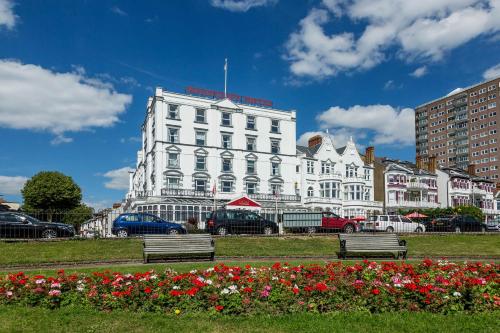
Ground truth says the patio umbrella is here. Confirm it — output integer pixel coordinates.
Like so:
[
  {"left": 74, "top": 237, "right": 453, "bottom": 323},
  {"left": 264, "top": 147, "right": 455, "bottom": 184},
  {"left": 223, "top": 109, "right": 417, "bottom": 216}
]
[
  {"left": 352, "top": 216, "right": 366, "bottom": 221},
  {"left": 405, "top": 212, "right": 428, "bottom": 218}
]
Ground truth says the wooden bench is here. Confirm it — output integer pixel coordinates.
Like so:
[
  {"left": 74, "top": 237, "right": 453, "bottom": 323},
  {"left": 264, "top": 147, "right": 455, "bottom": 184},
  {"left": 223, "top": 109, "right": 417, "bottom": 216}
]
[
  {"left": 143, "top": 234, "right": 215, "bottom": 263},
  {"left": 338, "top": 234, "right": 407, "bottom": 259}
]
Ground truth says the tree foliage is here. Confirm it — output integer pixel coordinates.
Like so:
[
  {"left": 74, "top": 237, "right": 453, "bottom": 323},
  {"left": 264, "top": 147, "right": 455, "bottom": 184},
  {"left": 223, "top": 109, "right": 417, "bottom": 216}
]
[
  {"left": 398, "top": 206, "right": 484, "bottom": 221},
  {"left": 21, "top": 171, "right": 82, "bottom": 212},
  {"left": 62, "top": 204, "right": 94, "bottom": 232}
]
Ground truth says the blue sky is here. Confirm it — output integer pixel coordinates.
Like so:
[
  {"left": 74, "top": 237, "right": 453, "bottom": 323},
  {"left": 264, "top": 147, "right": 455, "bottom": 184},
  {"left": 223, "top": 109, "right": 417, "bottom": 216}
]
[{"left": 1, "top": 0, "right": 499, "bottom": 209}]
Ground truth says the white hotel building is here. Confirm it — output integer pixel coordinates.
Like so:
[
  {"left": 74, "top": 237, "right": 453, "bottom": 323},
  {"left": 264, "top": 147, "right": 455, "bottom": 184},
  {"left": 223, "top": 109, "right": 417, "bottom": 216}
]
[{"left": 126, "top": 87, "right": 382, "bottom": 223}]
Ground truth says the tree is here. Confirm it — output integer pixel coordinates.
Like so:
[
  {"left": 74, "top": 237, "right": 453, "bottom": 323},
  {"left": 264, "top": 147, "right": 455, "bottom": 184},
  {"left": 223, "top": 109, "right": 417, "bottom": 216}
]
[
  {"left": 62, "top": 204, "right": 94, "bottom": 232},
  {"left": 453, "top": 205, "right": 484, "bottom": 221},
  {"left": 22, "top": 171, "right": 82, "bottom": 221}
]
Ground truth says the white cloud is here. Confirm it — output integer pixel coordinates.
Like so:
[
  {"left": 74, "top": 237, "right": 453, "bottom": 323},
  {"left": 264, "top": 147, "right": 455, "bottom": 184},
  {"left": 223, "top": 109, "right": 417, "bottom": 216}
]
[
  {"left": 0, "top": 0, "right": 16, "bottom": 29},
  {"left": 446, "top": 87, "right": 464, "bottom": 96},
  {"left": 84, "top": 199, "right": 112, "bottom": 212},
  {"left": 210, "top": 0, "right": 278, "bottom": 12},
  {"left": 102, "top": 167, "right": 133, "bottom": 190},
  {"left": 0, "top": 60, "right": 132, "bottom": 142},
  {"left": 111, "top": 6, "right": 127, "bottom": 16},
  {"left": 285, "top": 0, "right": 500, "bottom": 78},
  {"left": 298, "top": 129, "right": 364, "bottom": 149},
  {"left": 316, "top": 104, "right": 415, "bottom": 146},
  {"left": 410, "top": 66, "right": 428, "bottom": 78},
  {"left": 384, "top": 80, "right": 395, "bottom": 90},
  {"left": 483, "top": 63, "right": 500, "bottom": 80},
  {"left": 120, "top": 136, "right": 141, "bottom": 144},
  {"left": 0, "top": 175, "right": 28, "bottom": 195}
]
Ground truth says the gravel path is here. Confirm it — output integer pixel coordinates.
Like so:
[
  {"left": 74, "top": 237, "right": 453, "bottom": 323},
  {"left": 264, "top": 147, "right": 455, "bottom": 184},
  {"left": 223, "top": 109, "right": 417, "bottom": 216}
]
[{"left": 1, "top": 255, "right": 499, "bottom": 272}]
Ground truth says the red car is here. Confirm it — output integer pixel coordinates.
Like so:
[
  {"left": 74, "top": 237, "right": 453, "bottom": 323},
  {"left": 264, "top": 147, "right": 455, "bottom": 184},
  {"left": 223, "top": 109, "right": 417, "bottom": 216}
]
[{"left": 283, "top": 212, "right": 360, "bottom": 233}]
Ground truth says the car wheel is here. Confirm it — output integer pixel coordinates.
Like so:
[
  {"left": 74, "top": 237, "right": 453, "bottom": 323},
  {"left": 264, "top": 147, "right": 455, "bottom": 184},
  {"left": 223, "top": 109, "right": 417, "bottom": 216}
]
[
  {"left": 169, "top": 228, "right": 180, "bottom": 235},
  {"left": 41, "top": 229, "right": 57, "bottom": 239},
  {"left": 454, "top": 226, "right": 461, "bottom": 233},
  {"left": 306, "top": 226, "right": 316, "bottom": 234},
  {"left": 415, "top": 227, "right": 423, "bottom": 233},
  {"left": 263, "top": 226, "right": 273, "bottom": 235},
  {"left": 216, "top": 226, "right": 227, "bottom": 236},
  {"left": 117, "top": 229, "right": 128, "bottom": 238},
  {"left": 386, "top": 226, "right": 394, "bottom": 233},
  {"left": 343, "top": 224, "right": 355, "bottom": 234}
]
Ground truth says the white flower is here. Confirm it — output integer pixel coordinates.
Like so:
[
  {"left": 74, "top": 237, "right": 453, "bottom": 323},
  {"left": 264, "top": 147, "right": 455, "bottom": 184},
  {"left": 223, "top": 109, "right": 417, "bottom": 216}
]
[
  {"left": 77, "top": 284, "right": 85, "bottom": 292},
  {"left": 172, "top": 285, "right": 180, "bottom": 290},
  {"left": 206, "top": 268, "right": 214, "bottom": 272},
  {"left": 35, "top": 279, "right": 45, "bottom": 285},
  {"left": 205, "top": 279, "right": 213, "bottom": 285},
  {"left": 453, "top": 292, "right": 462, "bottom": 297},
  {"left": 228, "top": 285, "right": 239, "bottom": 293},
  {"left": 190, "top": 270, "right": 197, "bottom": 274},
  {"left": 150, "top": 275, "right": 158, "bottom": 280},
  {"left": 272, "top": 276, "right": 278, "bottom": 281},
  {"left": 228, "top": 273, "right": 234, "bottom": 278},
  {"left": 221, "top": 288, "right": 230, "bottom": 295},
  {"left": 50, "top": 282, "right": 61, "bottom": 289}
]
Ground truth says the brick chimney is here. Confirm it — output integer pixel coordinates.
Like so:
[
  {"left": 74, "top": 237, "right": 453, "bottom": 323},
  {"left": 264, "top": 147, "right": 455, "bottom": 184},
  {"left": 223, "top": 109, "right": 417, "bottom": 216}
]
[
  {"left": 467, "top": 164, "right": 476, "bottom": 176},
  {"left": 365, "top": 146, "right": 374, "bottom": 164},
  {"left": 428, "top": 156, "right": 437, "bottom": 174},
  {"left": 416, "top": 156, "right": 424, "bottom": 170},
  {"left": 308, "top": 135, "right": 323, "bottom": 148}
]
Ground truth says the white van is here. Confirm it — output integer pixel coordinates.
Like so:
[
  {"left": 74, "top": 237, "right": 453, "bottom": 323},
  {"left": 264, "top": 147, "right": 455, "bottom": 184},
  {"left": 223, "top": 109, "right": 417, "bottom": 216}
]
[{"left": 363, "top": 215, "right": 425, "bottom": 233}]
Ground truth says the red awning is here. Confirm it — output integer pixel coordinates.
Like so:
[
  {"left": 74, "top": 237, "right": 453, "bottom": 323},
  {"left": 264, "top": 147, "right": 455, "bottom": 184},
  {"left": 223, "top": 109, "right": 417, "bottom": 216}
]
[
  {"left": 226, "top": 196, "right": 261, "bottom": 208},
  {"left": 405, "top": 212, "right": 428, "bottom": 218}
]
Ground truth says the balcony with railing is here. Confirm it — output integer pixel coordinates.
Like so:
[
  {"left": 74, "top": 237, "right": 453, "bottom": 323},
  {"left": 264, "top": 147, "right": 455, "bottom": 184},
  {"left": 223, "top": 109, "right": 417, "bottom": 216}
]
[
  {"left": 133, "top": 190, "right": 154, "bottom": 198},
  {"left": 303, "top": 197, "right": 342, "bottom": 205},
  {"left": 343, "top": 176, "right": 368, "bottom": 183},
  {"left": 386, "top": 200, "right": 440, "bottom": 208},
  {"left": 161, "top": 188, "right": 214, "bottom": 198},
  {"left": 407, "top": 182, "right": 429, "bottom": 190},
  {"left": 248, "top": 193, "right": 301, "bottom": 202},
  {"left": 318, "top": 172, "right": 343, "bottom": 180}
]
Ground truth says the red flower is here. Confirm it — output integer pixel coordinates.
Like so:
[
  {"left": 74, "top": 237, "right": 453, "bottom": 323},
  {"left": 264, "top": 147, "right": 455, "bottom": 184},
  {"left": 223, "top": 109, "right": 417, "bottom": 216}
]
[
  {"left": 292, "top": 287, "right": 299, "bottom": 295},
  {"left": 314, "top": 282, "right": 328, "bottom": 292},
  {"left": 144, "top": 287, "right": 152, "bottom": 294},
  {"left": 170, "top": 290, "right": 183, "bottom": 297},
  {"left": 186, "top": 287, "right": 199, "bottom": 296},
  {"left": 372, "top": 288, "right": 380, "bottom": 295},
  {"left": 215, "top": 305, "right": 224, "bottom": 312},
  {"left": 242, "top": 287, "right": 253, "bottom": 293}
]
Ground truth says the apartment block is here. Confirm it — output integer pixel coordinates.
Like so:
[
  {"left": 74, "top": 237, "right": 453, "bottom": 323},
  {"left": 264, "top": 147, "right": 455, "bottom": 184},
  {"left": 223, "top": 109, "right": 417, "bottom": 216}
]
[{"left": 415, "top": 76, "right": 500, "bottom": 184}]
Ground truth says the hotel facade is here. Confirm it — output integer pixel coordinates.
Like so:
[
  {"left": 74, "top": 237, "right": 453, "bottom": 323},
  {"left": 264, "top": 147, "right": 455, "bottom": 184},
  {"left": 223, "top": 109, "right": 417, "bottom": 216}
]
[{"left": 126, "top": 87, "right": 382, "bottom": 224}]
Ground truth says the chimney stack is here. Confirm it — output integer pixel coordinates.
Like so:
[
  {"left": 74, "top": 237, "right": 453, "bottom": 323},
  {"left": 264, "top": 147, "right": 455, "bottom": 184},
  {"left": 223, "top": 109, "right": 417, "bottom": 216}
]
[
  {"left": 308, "top": 135, "right": 323, "bottom": 148},
  {"left": 467, "top": 164, "right": 476, "bottom": 176},
  {"left": 365, "top": 146, "right": 374, "bottom": 164},
  {"left": 416, "top": 156, "right": 424, "bottom": 170},
  {"left": 428, "top": 156, "right": 437, "bottom": 174}
]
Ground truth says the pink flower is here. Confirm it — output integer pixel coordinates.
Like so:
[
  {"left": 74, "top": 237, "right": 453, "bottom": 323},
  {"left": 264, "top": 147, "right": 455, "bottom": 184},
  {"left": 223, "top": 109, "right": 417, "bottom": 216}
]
[{"left": 48, "top": 290, "right": 61, "bottom": 297}]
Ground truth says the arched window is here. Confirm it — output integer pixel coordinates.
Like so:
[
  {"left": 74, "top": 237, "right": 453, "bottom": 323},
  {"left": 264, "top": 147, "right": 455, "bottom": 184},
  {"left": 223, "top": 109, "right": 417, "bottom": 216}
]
[{"left": 307, "top": 186, "right": 314, "bottom": 197}]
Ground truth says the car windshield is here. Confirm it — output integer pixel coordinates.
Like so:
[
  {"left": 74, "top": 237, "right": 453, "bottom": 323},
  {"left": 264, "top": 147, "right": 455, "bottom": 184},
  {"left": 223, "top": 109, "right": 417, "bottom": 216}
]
[{"left": 18, "top": 214, "right": 40, "bottom": 224}]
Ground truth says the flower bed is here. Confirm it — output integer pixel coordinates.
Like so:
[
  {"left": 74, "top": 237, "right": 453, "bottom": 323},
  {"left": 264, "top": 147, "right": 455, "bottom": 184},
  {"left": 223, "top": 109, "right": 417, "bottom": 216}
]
[{"left": 1, "top": 260, "right": 499, "bottom": 314}]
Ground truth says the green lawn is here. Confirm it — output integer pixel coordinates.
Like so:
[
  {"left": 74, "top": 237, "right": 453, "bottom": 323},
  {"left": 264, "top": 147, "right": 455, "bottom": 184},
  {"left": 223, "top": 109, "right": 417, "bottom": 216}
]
[
  {"left": 0, "top": 306, "right": 498, "bottom": 333},
  {"left": 0, "top": 234, "right": 498, "bottom": 266}
]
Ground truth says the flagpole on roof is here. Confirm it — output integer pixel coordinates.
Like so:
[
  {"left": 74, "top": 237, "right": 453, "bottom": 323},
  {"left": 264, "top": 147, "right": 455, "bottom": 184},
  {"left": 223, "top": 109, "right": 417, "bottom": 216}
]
[{"left": 224, "top": 58, "right": 228, "bottom": 98}]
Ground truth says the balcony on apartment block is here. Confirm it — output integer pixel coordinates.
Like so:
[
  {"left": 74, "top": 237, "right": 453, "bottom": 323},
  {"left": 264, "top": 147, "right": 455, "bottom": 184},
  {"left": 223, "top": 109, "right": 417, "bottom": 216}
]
[{"left": 386, "top": 200, "right": 440, "bottom": 209}]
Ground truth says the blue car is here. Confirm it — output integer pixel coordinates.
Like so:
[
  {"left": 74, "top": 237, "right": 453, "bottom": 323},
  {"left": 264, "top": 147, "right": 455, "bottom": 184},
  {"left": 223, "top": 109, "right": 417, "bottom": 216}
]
[{"left": 111, "top": 213, "right": 187, "bottom": 237}]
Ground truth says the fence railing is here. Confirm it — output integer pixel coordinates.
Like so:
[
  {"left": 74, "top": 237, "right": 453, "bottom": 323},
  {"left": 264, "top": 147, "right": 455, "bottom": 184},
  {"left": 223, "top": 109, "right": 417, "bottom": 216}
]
[{"left": 0, "top": 208, "right": 498, "bottom": 241}]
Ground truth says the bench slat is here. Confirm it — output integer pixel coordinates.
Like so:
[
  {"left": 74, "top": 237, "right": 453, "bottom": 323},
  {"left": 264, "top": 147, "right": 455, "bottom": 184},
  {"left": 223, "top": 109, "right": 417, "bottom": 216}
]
[
  {"left": 143, "top": 234, "right": 215, "bottom": 263},
  {"left": 338, "top": 233, "right": 407, "bottom": 259}
]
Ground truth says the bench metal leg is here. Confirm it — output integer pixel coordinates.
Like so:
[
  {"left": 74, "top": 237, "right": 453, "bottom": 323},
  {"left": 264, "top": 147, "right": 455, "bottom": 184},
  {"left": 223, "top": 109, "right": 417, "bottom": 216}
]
[
  {"left": 143, "top": 253, "right": 148, "bottom": 264},
  {"left": 210, "top": 252, "right": 215, "bottom": 261}
]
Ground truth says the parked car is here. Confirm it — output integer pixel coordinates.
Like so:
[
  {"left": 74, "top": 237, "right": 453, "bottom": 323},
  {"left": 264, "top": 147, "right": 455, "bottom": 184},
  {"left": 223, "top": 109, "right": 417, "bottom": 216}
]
[
  {"left": 206, "top": 210, "right": 278, "bottom": 236},
  {"left": 485, "top": 219, "right": 500, "bottom": 232},
  {"left": 425, "top": 215, "right": 487, "bottom": 233},
  {"left": 111, "top": 213, "right": 187, "bottom": 237},
  {"left": 0, "top": 212, "right": 75, "bottom": 239},
  {"left": 283, "top": 212, "right": 360, "bottom": 233},
  {"left": 363, "top": 215, "right": 426, "bottom": 233}
]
